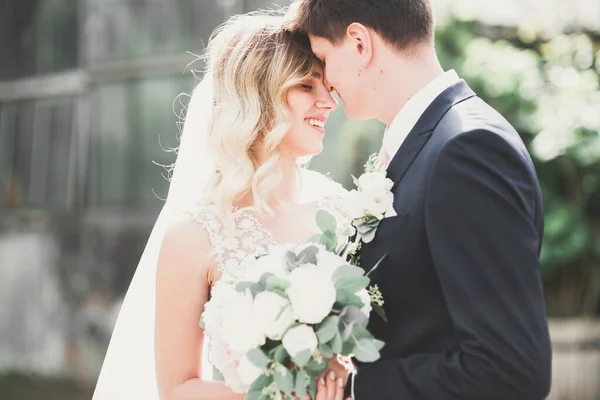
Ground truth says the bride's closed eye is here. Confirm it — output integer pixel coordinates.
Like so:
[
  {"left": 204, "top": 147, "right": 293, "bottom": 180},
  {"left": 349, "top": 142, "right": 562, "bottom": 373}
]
[{"left": 301, "top": 84, "right": 313, "bottom": 91}]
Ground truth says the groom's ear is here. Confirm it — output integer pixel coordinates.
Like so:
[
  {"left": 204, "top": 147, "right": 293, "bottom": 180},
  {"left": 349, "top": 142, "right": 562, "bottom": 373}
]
[{"left": 346, "top": 22, "right": 374, "bottom": 65}]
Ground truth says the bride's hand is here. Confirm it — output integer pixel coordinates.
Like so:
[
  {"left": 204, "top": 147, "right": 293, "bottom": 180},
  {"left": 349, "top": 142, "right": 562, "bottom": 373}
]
[{"left": 313, "top": 370, "right": 345, "bottom": 400}]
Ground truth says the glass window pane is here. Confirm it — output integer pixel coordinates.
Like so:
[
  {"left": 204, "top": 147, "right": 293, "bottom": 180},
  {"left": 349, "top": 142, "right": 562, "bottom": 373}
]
[
  {"left": 36, "top": 0, "right": 79, "bottom": 75},
  {"left": 92, "top": 83, "right": 130, "bottom": 206},
  {"left": 0, "top": 0, "right": 38, "bottom": 79},
  {"left": 86, "top": 0, "right": 237, "bottom": 63},
  {"left": 0, "top": 0, "right": 78, "bottom": 80},
  {"left": 29, "top": 103, "right": 53, "bottom": 206},
  {"left": 14, "top": 103, "right": 35, "bottom": 205},
  {"left": 47, "top": 100, "right": 73, "bottom": 207},
  {"left": 0, "top": 102, "right": 36, "bottom": 208},
  {"left": 0, "top": 105, "right": 18, "bottom": 209}
]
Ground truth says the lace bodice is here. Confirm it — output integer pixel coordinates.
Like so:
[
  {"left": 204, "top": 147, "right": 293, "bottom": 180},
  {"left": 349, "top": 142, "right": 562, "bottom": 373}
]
[
  {"left": 188, "top": 174, "right": 349, "bottom": 279},
  {"left": 189, "top": 205, "right": 277, "bottom": 278}
]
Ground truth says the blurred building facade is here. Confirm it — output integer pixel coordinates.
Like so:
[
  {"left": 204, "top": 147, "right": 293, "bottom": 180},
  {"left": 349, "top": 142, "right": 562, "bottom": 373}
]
[
  {"left": 0, "top": 0, "right": 317, "bottom": 386},
  {"left": 1, "top": 0, "right": 599, "bottom": 398}
]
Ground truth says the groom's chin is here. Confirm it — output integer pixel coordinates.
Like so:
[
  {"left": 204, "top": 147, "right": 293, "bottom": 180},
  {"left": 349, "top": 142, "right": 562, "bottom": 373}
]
[{"left": 343, "top": 107, "right": 371, "bottom": 121}]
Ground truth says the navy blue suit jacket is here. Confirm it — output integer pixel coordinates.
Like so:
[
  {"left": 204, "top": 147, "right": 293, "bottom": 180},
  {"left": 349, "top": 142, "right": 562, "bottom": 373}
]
[{"left": 349, "top": 80, "right": 552, "bottom": 399}]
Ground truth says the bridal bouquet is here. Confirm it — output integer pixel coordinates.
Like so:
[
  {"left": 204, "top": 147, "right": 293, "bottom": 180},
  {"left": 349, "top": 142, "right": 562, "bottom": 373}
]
[{"left": 202, "top": 211, "right": 385, "bottom": 400}]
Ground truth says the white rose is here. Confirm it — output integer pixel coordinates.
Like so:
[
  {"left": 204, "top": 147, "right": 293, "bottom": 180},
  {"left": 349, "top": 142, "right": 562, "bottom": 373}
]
[
  {"left": 282, "top": 324, "right": 319, "bottom": 359},
  {"left": 237, "top": 353, "right": 265, "bottom": 386},
  {"left": 286, "top": 265, "right": 337, "bottom": 324},
  {"left": 222, "top": 290, "right": 266, "bottom": 354},
  {"left": 343, "top": 189, "right": 366, "bottom": 219},
  {"left": 242, "top": 247, "right": 289, "bottom": 283},
  {"left": 357, "top": 172, "right": 393, "bottom": 193},
  {"left": 362, "top": 189, "right": 394, "bottom": 220},
  {"left": 356, "top": 289, "right": 372, "bottom": 318},
  {"left": 315, "top": 249, "right": 348, "bottom": 279},
  {"left": 253, "top": 291, "right": 295, "bottom": 340}
]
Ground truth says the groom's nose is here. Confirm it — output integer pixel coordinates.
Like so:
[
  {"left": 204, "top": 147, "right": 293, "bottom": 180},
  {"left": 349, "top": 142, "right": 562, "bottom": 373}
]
[{"left": 324, "top": 76, "right": 335, "bottom": 93}]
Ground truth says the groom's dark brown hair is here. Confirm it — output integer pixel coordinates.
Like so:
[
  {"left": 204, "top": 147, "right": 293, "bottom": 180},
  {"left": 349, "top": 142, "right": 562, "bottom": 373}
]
[{"left": 284, "top": 0, "right": 434, "bottom": 51}]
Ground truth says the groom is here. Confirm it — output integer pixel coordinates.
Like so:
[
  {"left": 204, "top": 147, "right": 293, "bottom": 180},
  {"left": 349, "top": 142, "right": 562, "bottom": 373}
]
[{"left": 285, "top": 0, "right": 552, "bottom": 399}]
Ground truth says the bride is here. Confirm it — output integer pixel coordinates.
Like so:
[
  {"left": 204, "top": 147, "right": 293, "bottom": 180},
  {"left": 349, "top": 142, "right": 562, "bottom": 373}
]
[{"left": 92, "top": 11, "right": 351, "bottom": 400}]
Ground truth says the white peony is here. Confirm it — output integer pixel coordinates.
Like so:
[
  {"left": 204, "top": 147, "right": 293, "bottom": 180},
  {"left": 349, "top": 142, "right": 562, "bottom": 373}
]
[
  {"left": 237, "top": 353, "right": 265, "bottom": 386},
  {"left": 315, "top": 249, "right": 348, "bottom": 279},
  {"left": 242, "top": 247, "right": 290, "bottom": 283},
  {"left": 343, "top": 189, "right": 366, "bottom": 219},
  {"left": 208, "top": 339, "right": 246, "bottom": 393},
  {"left": 253, "top": 291, "right": 295, "bottom": 340},
  {"left": 286, "top": 264, "right": 337, "bottom": 324},
  {"left": 357, "top": 171, "right": 393, "bottom": 193},
  {"left": 362, "top": 189, "right": 394, "bottom": 220},
  {"left": 356, "top": 289, "right": 372, "bottom": 318},
  {"left": 282, "top": 324, "right": 319, "bottom": 359},
  {"left": 221, "top": 290, "right": 266, "bottom": 354}
]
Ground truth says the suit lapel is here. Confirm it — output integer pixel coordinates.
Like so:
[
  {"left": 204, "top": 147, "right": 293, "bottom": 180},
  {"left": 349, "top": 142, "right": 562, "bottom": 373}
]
[{"left": 386, "top": 80, "right": 476, "bottom": 187}]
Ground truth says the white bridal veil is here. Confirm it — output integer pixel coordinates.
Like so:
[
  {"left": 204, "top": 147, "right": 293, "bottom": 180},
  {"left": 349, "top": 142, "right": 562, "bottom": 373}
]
[{"left": 92, "top": 73, "right": 215, "bottom": 400}]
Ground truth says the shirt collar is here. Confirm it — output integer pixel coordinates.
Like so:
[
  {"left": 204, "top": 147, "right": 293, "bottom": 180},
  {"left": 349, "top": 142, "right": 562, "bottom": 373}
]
[{"left": 383, "top": 69, "right": 460, "bottom": 159}]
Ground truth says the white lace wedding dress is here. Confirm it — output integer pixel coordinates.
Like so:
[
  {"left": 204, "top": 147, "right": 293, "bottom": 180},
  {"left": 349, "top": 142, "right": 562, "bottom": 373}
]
[
  {"left": 191, "top": 172, "right": 350, "bottom": 383},
  {"left": 92, "top": 74, "right": 350, "bottom": 399}
]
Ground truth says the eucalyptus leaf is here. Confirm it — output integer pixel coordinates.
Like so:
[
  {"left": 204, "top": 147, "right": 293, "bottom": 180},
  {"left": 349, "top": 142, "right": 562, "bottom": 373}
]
[
  {"left": 320, "top": 231, "right": 337, "bottom": 252},
  {"left": 316, "top": 210, "right": 337, "bottom": 234},
  {"left": 236, "top": 281, "right": 256, "bottom": 292},
  {"left": 373, "top": 339, "right": 386, "bottom": 351},
  {"left": 266, "top": 275, "right": 291, "bottom": 292},
  {"left": 332, "top": 265, "right": 365, "bottom": 282},
  {"left": 295, "top": 369, "right": 308, "bottom": 398},
  {"left": 331, "top": 331, "right": 343, "bottom": 354},
  {"left": 351, "top": 323, "right": 374, "bottom": 341},
  {"left": 308, "top": 234, "right": 322, "bottom": 244},
  {"left": 272, "top": 345, "right": 288, "bottom": 364},
  {"left": 274, "top": 367, "right": 295, "bottom": 395},
  {"left": 285, "top": 251, "right": 298, "bottom": 271},
  {"left": 335, "top": 276, "right": 370, "bottom": 292},
  {"left": 336, "top": 291, "right": 365, "bottom": 308},
  {"left": 360, "top": 228, "right": 378, "bottom": 244},
  {"left": 372, "top": 303, "right": 388, "bottom": 322},
  {"left": 336, "top": 240, "right": 350, "bottom": 256},
  {"left": 292, "top": 349, "right": 312, "bottom": 368},
  {"left": 318, "top": 342, "right": 334, "bottom": 359},
  {"left": 297, "top": 245, "right": 319, "bottom": 265},
  {"left": 246, "top": 374, "right": 273, "bottom": 399},
  {"left": 247, "top": 348, "right": 270, "bottom": 369},
  {"left": 340, "top": 305, "right": 369, "bottom": 329},
  {"left": 341, "top": 339, "right": 355, "bottom": 356},
  {"left": 259, "top": 272, "right": 275, "bottom": 288},
  {"left": 316, "top": 316, "right": 339, "bottom": 344},
  {"left": 304, "top": 358, "right": 328, "bottom": 376},
  {"left": 353, "top": 338, "right": 381, "bottom": 363},
  {"left": 308, "top": 376, "right": 317, "bottom": 400},
  {"left": 244, "top": 390, "right": 262, "bottom": 400}
]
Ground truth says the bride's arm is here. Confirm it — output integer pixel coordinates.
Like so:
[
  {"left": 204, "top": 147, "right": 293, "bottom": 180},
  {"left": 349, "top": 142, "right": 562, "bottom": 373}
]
[{"left": 155, "top": 220, "right": 244, "bottom": 400}]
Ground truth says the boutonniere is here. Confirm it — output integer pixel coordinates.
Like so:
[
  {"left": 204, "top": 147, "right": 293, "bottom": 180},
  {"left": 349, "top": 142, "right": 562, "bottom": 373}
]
[{"left": 341, "top": 154, "right": 396, "bottom": 265}]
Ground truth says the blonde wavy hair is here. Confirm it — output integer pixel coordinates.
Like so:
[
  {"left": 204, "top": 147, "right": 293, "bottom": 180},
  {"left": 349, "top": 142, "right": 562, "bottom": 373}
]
[{"left": 197, "top": 12, "right": 319, "bottom": 228}]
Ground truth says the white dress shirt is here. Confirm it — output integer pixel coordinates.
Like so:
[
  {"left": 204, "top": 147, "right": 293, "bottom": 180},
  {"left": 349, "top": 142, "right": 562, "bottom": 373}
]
[{"left": 382, "top": 70, "right": 461, "bottom": 161}]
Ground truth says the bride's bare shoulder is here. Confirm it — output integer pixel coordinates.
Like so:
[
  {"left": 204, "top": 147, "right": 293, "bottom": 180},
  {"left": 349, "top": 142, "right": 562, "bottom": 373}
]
[{"left": 158, "top": 212, "right": 216, "bottom": 274}]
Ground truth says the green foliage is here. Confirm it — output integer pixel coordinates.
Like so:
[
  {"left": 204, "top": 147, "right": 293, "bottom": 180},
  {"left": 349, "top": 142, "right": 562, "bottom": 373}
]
[{"left": 433, "top": 17, "right": 600, "bottom": 315}]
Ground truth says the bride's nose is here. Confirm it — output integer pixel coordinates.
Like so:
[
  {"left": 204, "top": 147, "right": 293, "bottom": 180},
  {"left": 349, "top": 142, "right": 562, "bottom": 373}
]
[{"left": 315, "top": 89, "right": 338, "bottom": 110}]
